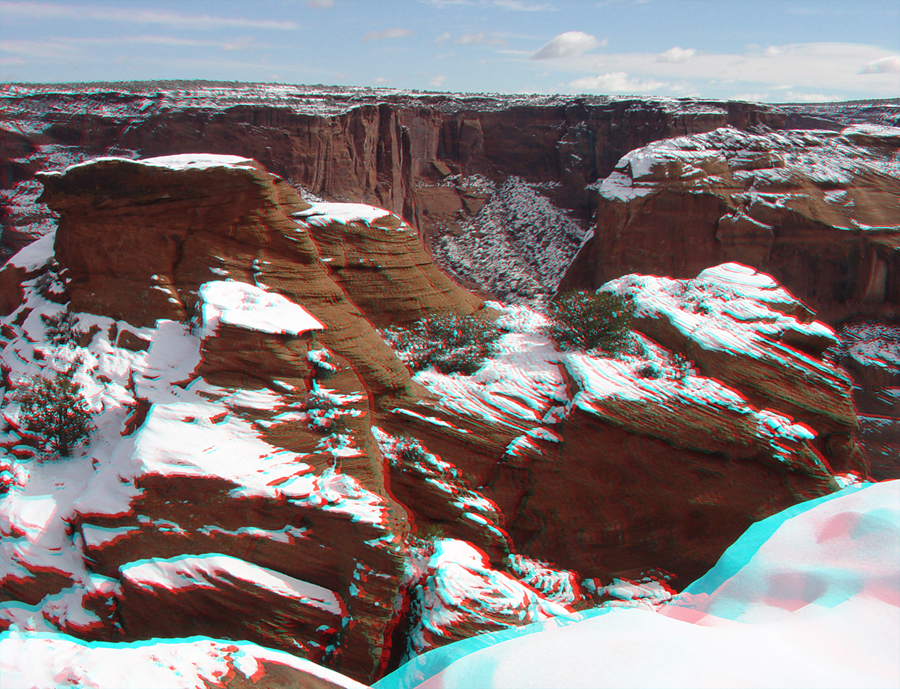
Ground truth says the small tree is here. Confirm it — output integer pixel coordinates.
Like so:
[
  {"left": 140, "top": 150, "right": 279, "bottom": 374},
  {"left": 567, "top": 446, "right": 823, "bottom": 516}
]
[
  {"left": 41, "top": 311, "right": 82, "bottom": 346},
  {"left": 544, "top": 290, "right": 635, "bottom": 353},
  {"left": 13, "top": 367, "right": 96, "bottom": 457}
]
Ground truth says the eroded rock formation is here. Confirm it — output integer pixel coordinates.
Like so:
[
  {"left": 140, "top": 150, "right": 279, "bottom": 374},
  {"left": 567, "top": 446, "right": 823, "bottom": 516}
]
[
  {"left": 0, "top": 154, "right": 873, "bottom": 683},
  {"left": 560, "top": 125, "right": 900, "bottom": 324},
  {"left": 4, "top": 83, "right": 897, "bottom": 305}
]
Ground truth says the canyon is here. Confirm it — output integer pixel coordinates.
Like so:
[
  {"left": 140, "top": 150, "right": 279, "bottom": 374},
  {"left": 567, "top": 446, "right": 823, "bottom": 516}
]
[{"left": 0, "top": 83, "right": 898, "bottom": 687}]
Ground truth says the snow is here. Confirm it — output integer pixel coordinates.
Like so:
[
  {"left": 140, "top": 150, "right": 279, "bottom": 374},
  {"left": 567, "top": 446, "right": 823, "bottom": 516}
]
[
  {"left": 839, "top": 123, "right": 900, "bottom": 144},
  {"left": 603, "top": 265, "right": 843, "bottom": 382},
  {"left": 593, "top": 576, "right": 673, "bottom": 610},
  {"left": 7, "top": 231, "right": 56, "bottom": 271},
  {"left": 376, "top": 480, "right": 900, "bottom": 689},
  {"left": 0, "top": 239, "right": 391, "bottom": 643},
  {"left": 0, "top": 450, "right": 98, "bottom": 596},
  {"left": 593, "top": 125, "right": 900, "bottom": 234},
  {"left": 199, "top": 280, "right": 323, "bottom": 338},
  {"left": 830, "top": 320, "right": 900, "bottom": 372},
  {"left": 564, "top": 342, "right": 825, "bottom": 467},
  {"left": 121, "top": 553, "right": 342, "bottom": 615},
  {"left": 400, "top": 306, "right": 565, "bottom": 437},
  {"left": 398, "top": 295, "right": 832, "bottom": 472},
  {"left": 593, "top": 170, "right": 655, "bottom": 202},
  {"left": 431, "top": 176, "right": 588, "bottom": 304},
  {"left": 400, "top": 538, "right": 576, "bottom": 660},
  {"left": 46, "top": 153, "right": 257, "bottom": 177},
  {"left": 0, "top": 631, "right": 368, "bottom": 689},
  {"left": 295, "top": 202, "right": 394, "bottom": 227}
]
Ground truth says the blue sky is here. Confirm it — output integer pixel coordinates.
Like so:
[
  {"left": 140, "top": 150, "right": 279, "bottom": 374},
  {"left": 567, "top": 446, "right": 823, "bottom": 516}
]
[{"left": 1, "top": 0, "right": 898, "bottom": 101}]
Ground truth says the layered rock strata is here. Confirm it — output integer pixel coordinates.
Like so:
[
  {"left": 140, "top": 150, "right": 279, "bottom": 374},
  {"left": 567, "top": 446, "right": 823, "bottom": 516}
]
[
  {"left": 4, "top": 84, "right": 897, "bottom": 304},
  {"left": 0, "top": 155, "right": 865, "bottom": 681},
  {"left": 561, "top": 125, "right": 900, "bottom": 323}
]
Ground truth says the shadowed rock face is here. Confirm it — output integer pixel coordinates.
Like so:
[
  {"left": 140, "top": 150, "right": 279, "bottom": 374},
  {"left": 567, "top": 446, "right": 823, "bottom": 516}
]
[
  {"left": 559, "top": 125, "right": 900, "bottom": 324},
  {"left": 0, "top": 154, "right": 868, "bottom": 682}
]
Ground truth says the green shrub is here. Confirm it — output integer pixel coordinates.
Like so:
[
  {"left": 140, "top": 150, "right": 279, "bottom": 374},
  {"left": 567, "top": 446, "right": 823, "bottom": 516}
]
[
  {"left": 415, "top": 521, "right": 448, "bottom": 542},
  {"left": 13, "top": 367, "right": 96, "bottom": 457},
  {"left": 544, "top": 291, "right": 635, "bottom": 353},
  {"left": 41, "top": 311, "right": 82, "bottom": 346},
  {"left": 382, "top": 312, "right": 502, "bottom": 375}
]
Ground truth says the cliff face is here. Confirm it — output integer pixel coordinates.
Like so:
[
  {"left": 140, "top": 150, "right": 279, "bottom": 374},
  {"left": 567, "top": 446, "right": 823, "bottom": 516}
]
[
  {"left": 559, "top": 125, "right": 900, "bottom": 324},
  {"left": 0, "top": 155, "right": 863, "bottom": 682},
  {"left": 4, "top": 83, "right": 897, "bottom": 306}
]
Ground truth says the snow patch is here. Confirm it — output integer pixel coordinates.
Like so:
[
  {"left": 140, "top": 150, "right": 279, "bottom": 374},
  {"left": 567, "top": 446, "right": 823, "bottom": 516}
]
[{"left": 199, "top": 280, "right": 323, "bottom": 338}]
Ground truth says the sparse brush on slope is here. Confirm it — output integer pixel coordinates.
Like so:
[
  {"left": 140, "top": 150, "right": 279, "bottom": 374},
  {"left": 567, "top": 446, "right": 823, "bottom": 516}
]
[
  {"left": 41, "top": 311, "right": 82, "bottom": 346},
  {"left": 544, "top": 291, "right": 635, "bottom": 353},
  {"left": 382, "top": 313, "right": 502, "bottom": 375},
  {"left": 13, "top": 366, "right": 96, "bottom": 458}
]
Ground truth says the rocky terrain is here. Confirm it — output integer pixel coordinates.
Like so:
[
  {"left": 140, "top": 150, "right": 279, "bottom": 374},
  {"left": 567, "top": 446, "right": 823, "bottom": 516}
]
[
  {"left": 0, "top": 152, "right": 876, "bottom": 685},
  {"left": 0, "top": 83, "right": 897, "bottom": 686},
  {"left": 560, "top": 124, "right": 900, "bottom": 324},
  {"left": 3, "top": 82, "right": 898, "bottom": 304}
]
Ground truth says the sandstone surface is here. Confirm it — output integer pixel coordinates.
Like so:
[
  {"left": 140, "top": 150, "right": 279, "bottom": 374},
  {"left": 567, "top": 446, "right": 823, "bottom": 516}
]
[
  {"left": 0, "top": 154, "right": 871, "bottom": 682},
  {"left": 560, "top": 125, "right": 900, "bottom": 324},
  {"left": 4, "top": 83, "right": 897, "bottom": 304}
]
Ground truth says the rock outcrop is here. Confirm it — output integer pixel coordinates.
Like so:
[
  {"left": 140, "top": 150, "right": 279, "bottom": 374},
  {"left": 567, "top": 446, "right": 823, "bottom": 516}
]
[
  {"left": 829, "top": 320, "right": 900, "bottom": 481},
  {"left": 380, "top": 266, "right": 858, "bottom": 584},
  {"left": 560, "top": 125, "right": 900, "bottom": 324},
  {"left": 1, "top": 153, "right": 488, "bottom": 682},
  {"left": 0, "top": 154, "right": 869, "bottom": 682}
]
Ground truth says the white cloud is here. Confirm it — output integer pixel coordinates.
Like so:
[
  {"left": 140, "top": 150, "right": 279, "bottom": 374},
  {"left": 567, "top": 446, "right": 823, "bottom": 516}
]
[
  {"left": 455, "top": 32, "right": 507, "bottom": 46},
  {"left": 657, "top": 47, "right": 696, "bottom": 63},
  {"left": 222, "top": 37, "right": 257, "bottom": 52},
  {"left": 782, "top": 91, "right": 842, "bottom": 103},
  {"left": 430, "top": 74, "right": 447, "bottom": 87},
  {"left": 536, "top": 42, "right": 898, "bottom": 99},
  {"left": 764, "top": 46, "right": 783, "bottom": 57},
  {"left": 0, "top": 34, "right": 262, "bottom": 57},
  {"left": 306, "top": 0, "right": 335, "bottom": 7},
  {"left": 493, "top": 0, "right": 554, "bottom": 10},
  {"left": 861, "top": 55, "right": 900, "bottom": 74},
  {"left": 0, "top": 1, "right": 298, "bottom": 30},
  {"left": 421, "top": 0, "right": 554, "bottom": 8},
  {"left": 361, "top": 27, "right": 414, "bottom": 42},
  {"left": 1, "top": 39, "right": 86, "bottom": 59},
  {"left": 435, "top": 32, "right": 451, "bottom": 46},
  {"left": 373, "top": 76, "right": 389, "bottom": 84},
  {"left": 570, "top": 71, "right": 665, "bottom": 94},
  {"left": 532, "top": 31, "right": 605, "bottom": 60}
]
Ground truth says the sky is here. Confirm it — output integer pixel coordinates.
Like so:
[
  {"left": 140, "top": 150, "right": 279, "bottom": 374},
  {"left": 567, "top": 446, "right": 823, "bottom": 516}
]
[{"left": 0, "top": 0, "right": 898, "bottom": 102}]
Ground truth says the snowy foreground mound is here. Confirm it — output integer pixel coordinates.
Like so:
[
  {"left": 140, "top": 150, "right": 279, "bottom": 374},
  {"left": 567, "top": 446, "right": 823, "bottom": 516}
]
[
  {"left": 4, "top": 480, "right": 895, "bottom": 688},
  {"left": 1, "top": 634, "right": 368, "bottom": 688},
  {"left": 376, "top": 479, "right": 900, "bottom": 689}
]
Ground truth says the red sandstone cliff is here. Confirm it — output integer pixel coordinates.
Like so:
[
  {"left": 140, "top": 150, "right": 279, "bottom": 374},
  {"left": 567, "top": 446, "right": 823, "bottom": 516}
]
[
  {"left": 0, "top": 154, "right": 874, "bottom": 682},
  {"left": 559, "top": 124, "right": 900, "bottom": 324},
  {"left": 4, "top": 83, "right": 897, "bottom": 305}
]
